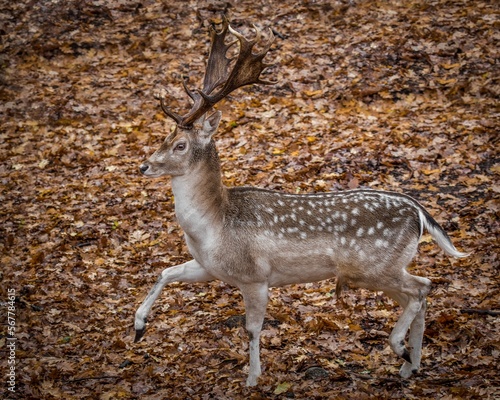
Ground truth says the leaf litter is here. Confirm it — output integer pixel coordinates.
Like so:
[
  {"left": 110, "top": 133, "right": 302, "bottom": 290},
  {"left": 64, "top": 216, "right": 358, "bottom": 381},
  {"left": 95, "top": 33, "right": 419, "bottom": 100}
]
[{"left": 0, "top": 0, "right": 498, "bottom": 399}]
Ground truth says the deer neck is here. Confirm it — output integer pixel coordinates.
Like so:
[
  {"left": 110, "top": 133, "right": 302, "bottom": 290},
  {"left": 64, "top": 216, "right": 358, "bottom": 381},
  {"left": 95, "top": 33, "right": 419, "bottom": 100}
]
[{"left": 170, "top": 143, "right": 226, "bottom": 241}]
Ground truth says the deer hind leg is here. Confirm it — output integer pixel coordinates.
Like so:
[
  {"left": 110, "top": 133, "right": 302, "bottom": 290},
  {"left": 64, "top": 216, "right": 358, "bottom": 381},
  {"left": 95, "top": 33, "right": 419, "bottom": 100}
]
[
  {"left": 240, "top": 283, "right": 269, "bottom": 387},
  {"left": 134, "top": 260, "right": 214, "bottom": 342},
  {"left": 401, "top": 296, "right": 427, "bottom": 378},
  {"left": 385, "top": 274, "right": 431, "bottom": 378}
]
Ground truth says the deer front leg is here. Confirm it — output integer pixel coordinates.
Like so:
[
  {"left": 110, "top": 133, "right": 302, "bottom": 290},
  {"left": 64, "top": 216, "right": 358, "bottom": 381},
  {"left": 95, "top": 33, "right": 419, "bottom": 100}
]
[
  {"left": 134, "top": 260, "right": 214, "bottom": 342},
  {"left": 241, "top": 283, "right": 269, "bottom": 387}
]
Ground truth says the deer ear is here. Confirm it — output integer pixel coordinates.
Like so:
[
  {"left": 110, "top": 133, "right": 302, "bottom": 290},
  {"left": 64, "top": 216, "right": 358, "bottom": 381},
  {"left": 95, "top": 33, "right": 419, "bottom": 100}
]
[{"left": 200, "top": 111, "right": 222, "bottom": 140}]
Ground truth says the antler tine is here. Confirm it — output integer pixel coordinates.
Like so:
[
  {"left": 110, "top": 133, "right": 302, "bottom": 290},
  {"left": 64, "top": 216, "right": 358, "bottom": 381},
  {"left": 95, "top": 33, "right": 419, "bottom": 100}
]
[
  {"left": 160, "top": 98, "right": 184, "bottom": 125},
  {"left": 252, "top": 27, "right": 276, "bottom": 85},
  {"left": 201, "top": 17, "right": 235, "bottom": 95},
  {"left": 222, "top": 24, "right": 275, "bottom": 88},
  {"left": 182, "top": 79, "right": 198, "bottom": 101},
  {"left": 180, "top": 22, "right": 275, "bottom": 127},
  {"left": 154, "top": 87, "right": 183, "bottom": 125}
]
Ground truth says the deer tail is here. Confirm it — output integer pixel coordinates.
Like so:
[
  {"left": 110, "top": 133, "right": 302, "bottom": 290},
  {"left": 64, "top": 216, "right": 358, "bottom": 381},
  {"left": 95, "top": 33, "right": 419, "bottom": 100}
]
[{"left": 418, "top": 208, "right": 470, "bottom": 258}]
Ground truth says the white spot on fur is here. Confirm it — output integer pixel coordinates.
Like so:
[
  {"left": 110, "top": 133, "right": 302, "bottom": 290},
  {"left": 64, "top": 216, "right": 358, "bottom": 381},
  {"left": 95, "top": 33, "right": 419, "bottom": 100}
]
[{"left": 375, "top": 239, "right": 389, "bottom": 248}]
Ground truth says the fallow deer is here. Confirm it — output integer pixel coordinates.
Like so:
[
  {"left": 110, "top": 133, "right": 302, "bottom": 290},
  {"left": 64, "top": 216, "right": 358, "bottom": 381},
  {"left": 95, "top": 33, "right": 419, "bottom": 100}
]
[{"left": 134, "top": 18, "right": 468, "bottom": 386}]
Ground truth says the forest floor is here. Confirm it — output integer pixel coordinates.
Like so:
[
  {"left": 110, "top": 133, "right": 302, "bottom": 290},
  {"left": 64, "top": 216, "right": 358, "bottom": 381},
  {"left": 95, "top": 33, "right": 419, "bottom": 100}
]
[{"left": 1, "top": 0, "right": 499, "bottom": 399}]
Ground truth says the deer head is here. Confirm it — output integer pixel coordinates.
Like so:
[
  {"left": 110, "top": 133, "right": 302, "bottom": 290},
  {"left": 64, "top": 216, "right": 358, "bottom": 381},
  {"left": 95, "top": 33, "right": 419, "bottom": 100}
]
[{"left": 140, "top": 18, "right": 275, "bottom": 178}]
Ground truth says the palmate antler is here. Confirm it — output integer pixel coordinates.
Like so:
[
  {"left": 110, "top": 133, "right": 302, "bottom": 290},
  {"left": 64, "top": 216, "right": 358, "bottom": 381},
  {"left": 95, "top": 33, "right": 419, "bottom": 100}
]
[{"left": 158, "top": 17, "right": 275, "bottom": 129}]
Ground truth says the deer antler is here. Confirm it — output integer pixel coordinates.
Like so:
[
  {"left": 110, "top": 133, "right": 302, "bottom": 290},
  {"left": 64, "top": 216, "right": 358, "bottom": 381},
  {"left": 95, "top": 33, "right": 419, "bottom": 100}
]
[{"left": 158, "top": 17, "right": 275, "bottom": 129}]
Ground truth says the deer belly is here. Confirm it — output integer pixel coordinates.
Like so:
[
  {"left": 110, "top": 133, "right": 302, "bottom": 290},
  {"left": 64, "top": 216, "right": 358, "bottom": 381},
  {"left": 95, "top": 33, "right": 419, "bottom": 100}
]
[{"left": 263, "top": 245, "right": 339, "bottom": 287}]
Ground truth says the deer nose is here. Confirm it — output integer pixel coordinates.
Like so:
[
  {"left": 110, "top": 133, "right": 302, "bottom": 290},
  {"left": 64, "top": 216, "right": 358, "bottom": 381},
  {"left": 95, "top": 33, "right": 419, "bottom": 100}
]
[{"left": 139, "top": 164, "right": 149, "bottom": 174}]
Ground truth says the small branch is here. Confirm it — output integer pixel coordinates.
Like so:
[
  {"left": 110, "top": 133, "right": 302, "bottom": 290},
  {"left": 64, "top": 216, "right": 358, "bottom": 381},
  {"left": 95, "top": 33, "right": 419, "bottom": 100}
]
[
  {"left": 62, "top": 375, "right": 118, "bottom": 384},
  {"left": 460, "top": 309, "right": 500, "bottom": 316}
]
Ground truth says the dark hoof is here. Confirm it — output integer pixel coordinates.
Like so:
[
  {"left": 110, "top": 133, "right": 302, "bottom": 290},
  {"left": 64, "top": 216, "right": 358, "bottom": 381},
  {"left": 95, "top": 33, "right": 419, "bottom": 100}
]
[
  {"left": 402, "top": 348, "right": 412, "bottom": 364},
  {"left": 134, "top": 327, "right": 146, "bottom": 343}
]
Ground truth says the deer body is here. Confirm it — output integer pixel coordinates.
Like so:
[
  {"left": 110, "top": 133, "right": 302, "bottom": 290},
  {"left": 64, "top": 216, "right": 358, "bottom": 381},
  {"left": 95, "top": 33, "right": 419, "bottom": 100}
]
[{"left": 134, "top": 19, "right": 468, "bottom": 386}]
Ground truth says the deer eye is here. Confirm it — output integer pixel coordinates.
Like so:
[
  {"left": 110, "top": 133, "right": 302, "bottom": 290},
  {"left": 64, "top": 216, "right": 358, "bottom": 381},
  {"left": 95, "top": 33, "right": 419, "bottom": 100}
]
[{"left": 174, "top": 142, "right": 186, "bottom": 152}]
